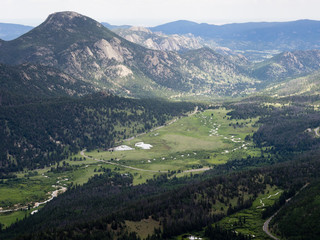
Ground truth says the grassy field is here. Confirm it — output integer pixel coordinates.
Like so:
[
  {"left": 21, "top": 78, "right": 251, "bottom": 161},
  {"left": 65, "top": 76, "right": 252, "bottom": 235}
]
[
  {"left": 86, "top": 109, "right": 260, "bottom": 173},
  {"left": 125, "top": 217, "right": 161, "bottom": 239},
  {"left": 0, "top": 177, "right": 55, "bottom": 208},
  {"left": 0, "top": 108, "right": 261, "bottom": 229},
  {"left": 0, "top": 209, "right": 31, "bottom": 229}
]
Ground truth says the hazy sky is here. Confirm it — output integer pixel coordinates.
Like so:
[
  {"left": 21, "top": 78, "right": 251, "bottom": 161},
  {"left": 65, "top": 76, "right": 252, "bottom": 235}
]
[{"left": 1, "top": 0, "right": 320, "bottom": 26}]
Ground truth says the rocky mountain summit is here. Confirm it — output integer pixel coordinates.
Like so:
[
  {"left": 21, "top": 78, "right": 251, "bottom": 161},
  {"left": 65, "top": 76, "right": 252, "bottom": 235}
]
[
  {"left": 1, "top": 12, "right": 320, "bottom": 99},
  {"left": 0, "top": 11, "right": 258, "bottom": 98}
]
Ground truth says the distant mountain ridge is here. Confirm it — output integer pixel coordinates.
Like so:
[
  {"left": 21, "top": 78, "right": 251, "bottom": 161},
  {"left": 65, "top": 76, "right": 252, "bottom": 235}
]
[
  {"left": 101, "top": 22, "right": 131, "bottom": 30},
  {"left": 112, "top": 26, "right": 203, "bottom": 52},
  {"left": 0, "top": 23, "right": 33, "bottom": 40},
  {"left": 151, "top": 19, "right": 320, "bottom": 53},
  {"left": 3, "top": 19, "right": 320, "bottom": 61}
]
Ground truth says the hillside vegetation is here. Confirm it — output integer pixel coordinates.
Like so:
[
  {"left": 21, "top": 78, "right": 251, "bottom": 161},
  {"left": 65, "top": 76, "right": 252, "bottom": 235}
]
[
  {"left": 270, "top": 180, "right": 320, "bottom": 239},
  {"left": 0, "top": 94, "right": 195, "bottom": 176}
]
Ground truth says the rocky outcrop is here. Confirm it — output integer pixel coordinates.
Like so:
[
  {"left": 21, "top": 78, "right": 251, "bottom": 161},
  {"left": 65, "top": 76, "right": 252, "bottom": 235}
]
[
  {"left": 113, "top": 26, "right": 203, "bottom": 52},
  {"left": 0, "top": 11, "right": 258, "bottom": 98}
]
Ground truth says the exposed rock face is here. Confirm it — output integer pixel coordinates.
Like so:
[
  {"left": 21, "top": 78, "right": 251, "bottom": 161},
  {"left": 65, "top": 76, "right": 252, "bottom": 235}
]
[
  {"left": 0, "top": 11, "right": 258, "bottom": 98},
  {"left": 113, "top": 26, "right": 203, "bottom": 52}
]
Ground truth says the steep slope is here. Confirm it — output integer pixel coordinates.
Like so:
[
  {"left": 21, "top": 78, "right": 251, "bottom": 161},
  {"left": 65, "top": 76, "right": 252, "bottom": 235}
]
[
  {"left": 253, "top": 50, "right": 320, "bottom": 83},
  {"left": 270, "top": 180, "right": 320, "bottom": 240},
  {"left": 0, "top": 63, "right": 95, "bottom": 105},
  {"left": 0, "top": 11, "right": 258, "bottom": 98},
  {"left": 0, "top": 23, "right": 33, "bottom": 40},
  {"left": 0, "top": 12, "right": 158, "bottom": 97}
]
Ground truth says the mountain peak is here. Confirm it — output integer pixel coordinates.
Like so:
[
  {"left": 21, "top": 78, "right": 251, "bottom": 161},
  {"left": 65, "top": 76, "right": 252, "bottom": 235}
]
[
  {"left": 48, "top": 11, "right": 83, "bottom": 20},
  {"left": 41, "top": 11, "right": 103, "bottom": 30}
]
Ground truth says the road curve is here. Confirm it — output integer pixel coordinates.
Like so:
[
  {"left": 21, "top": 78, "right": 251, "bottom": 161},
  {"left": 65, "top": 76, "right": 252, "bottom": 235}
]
[
  {"left": 263, "top": 212, "right": 280, "bottom": 240},
  {"left": 262, "top": 183, "right": 309, "bottom": 239}
]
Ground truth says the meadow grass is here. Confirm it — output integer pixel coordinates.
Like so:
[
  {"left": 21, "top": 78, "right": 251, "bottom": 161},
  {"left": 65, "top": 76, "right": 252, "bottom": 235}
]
[
  {"left": 87, "top": 109, "right": 260, "bottom": 173},
  {"left": 125, "top": 217, "right": 161, "bottom": 239},
  {"left": 0, "top": 177, "right": 55, "bottom": 208},
  {"left": 0, "top": 210, "right": 30, "bottom": 229}
]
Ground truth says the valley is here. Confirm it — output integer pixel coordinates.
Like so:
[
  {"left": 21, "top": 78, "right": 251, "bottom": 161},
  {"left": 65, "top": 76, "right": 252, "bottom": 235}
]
[
  {"left": 0, "top": 107, "right": 260, "bottom": 226},
  {"left": 82, "top": 108, "right": 258, "bottom": 175},
  {"left": 1, "top": 10, "right": 320, "bottom": 240}
]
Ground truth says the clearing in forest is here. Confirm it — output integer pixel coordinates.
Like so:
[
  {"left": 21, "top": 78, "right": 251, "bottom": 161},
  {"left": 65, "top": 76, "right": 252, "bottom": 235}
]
[{"left": 86, "top": 108, "right": 260, "bottom": 173}]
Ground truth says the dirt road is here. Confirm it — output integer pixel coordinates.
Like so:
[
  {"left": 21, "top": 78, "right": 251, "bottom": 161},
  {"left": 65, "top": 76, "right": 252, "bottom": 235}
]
[{"left": 80, "top": 150, "right": 210, "bottom": 174}]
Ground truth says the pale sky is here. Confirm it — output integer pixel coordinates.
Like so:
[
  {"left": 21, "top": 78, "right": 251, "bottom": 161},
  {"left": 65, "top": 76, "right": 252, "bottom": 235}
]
[{"left": 1, "top": 0, "right": 320, "bottom": 27}]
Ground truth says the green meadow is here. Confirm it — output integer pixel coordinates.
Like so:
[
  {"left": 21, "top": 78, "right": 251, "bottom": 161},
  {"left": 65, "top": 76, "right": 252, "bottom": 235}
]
[
  {"left": 87, "top": 109, "right": 260, "bottom": 173},
  {"left": 0, "top": 108, "right": 261, "bottom": 228}
]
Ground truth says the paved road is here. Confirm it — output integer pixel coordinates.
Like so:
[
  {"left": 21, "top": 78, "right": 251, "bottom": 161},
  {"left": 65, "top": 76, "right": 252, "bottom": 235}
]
[
  {"left": 263, "top": 212, "right": 280, "bottom": 240},
  {"left": 262, "top": 183, "right": 309, "bottom": 239}
]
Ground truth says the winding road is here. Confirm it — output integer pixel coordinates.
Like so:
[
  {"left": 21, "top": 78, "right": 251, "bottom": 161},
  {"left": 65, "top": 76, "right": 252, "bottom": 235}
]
[
  {"left": 262, "top": 183, "right": 309, "bottom": 239},
  {"left": 263, "top": 212, "right": 280, "bottom": 240}
]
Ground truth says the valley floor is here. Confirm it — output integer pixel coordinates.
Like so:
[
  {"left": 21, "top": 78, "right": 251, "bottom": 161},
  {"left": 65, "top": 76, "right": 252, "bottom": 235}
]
[{"left": 0, "top": 107, "right": 261, "bottom": 228}]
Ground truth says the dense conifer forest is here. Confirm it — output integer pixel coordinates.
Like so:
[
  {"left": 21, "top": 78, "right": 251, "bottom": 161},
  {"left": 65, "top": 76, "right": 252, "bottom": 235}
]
[
  {"left": 270, "top": 180, "right": 320, "bottom": 239},
  {"left": 2, "top": 95, "right": 320, "bottom": 239},
  {"left": 1, "top": 151, "right": 320, "bottom": 239},
  {"left": 0, "top": 94, "right": 196, "bottom": 176}
]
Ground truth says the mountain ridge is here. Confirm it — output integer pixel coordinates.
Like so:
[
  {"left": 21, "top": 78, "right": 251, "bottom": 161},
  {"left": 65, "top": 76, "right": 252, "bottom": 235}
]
[
  {"left": 0, "top": 23, "right": 33, "bottom": 41},
  {"left": 0, "top": 11, "right": 259, "bottom": 98},
  {"left": 253, "top": 49, "right": 320, "bottom": 82},
  {"left": 151, "top": 19, "right": 320, "bottom": 53}
]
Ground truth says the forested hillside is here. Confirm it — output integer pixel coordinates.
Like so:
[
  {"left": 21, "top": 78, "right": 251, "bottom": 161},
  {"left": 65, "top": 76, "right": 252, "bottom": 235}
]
[
  {"left": 225, "top": 96, "right": 320, "bottom": 154},
  {"left": 270, "top": 180, "right": 320, "bottom": 239},
  {"left": 0, "top": 94, "right": 195, "bottom": 176},
  {"left": 0, "top": 63, "right": 96, "bottom": 106},
  {"left": 2, "top": 153, "right": 320, "bottom": 239}
]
